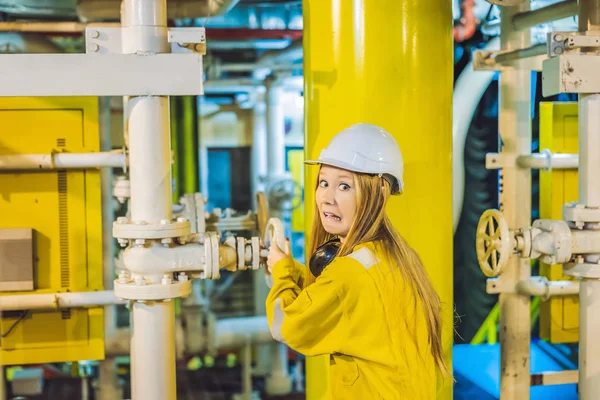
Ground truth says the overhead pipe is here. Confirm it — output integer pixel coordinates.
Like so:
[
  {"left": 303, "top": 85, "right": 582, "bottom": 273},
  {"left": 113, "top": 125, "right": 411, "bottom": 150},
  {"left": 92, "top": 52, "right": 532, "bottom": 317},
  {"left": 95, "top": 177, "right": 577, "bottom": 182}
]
[
  {"left": 512, "top": 0, "right": 578, "bottom": 32},
  {"left": 0, "top": 290, "right": 126, "bottom": 312},
  {"left": 76, "top": 0, "right": 240, "bottom": 22},
  {"left": 0, "top": 152, "right": 127, "bottom": 171}
]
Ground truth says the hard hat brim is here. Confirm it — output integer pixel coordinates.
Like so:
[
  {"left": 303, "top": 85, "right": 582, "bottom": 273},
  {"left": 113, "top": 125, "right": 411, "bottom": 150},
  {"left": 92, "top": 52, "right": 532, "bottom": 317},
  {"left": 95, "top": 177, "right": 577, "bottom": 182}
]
[{"left": 304, "top": 158, "right": 403, "bottom": 195}]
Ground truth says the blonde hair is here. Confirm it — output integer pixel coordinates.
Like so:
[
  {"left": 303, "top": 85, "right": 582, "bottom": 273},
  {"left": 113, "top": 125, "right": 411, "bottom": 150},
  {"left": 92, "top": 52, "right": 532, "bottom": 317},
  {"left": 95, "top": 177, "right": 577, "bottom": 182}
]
[{"left": 308, "top": 168, "right": 449, "bottom": 377}]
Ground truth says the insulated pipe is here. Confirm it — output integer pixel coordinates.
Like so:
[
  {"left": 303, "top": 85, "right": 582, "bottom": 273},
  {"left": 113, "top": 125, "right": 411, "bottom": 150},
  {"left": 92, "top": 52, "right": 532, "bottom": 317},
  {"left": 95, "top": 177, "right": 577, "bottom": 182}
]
[
  {"left": 0, "top": 152, "right": 126, "bottom": 170},
  {"left": 512, "top": 0, "right": 578, "bottom": 31},
  {"left": 303, "top": 1, "right": 453, "bottom": 399},
  {"left": 121, "top": 1, "right": 176, "bottom": 399},
  {"left": 0, "top": 291, "right": 126, "bottom": 312},
  {"left": 499, "top": 3, "right": 532, "bottom": 399},
  {"left": 453, "top": 36, "right": 499, "bottom": 232}
]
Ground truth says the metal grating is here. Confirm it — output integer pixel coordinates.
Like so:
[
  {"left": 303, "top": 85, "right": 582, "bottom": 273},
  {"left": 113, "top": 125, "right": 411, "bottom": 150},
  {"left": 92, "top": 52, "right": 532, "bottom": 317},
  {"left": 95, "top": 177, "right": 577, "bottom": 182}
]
[
  {"left": 58, "top": 171, "right": 69, "bottom": 288},
  {"left": 56, "top": 138, "right": 66, "bottom": 147}
]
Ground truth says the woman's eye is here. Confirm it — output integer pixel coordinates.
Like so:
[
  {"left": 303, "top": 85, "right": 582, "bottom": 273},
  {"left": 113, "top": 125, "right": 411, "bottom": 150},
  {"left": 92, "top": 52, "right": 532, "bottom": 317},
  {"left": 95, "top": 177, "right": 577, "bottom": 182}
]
[
  {"left": 319, "top": 180, "right": 328, "bottom": 188},
  {"left": 339, "top": 184, "right": 350, "bottom": 191}
]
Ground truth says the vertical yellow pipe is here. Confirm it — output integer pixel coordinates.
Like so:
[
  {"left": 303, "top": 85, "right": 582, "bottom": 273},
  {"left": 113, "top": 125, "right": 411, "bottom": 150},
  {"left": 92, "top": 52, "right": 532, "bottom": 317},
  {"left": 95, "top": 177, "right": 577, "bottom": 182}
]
[{"left": 303, "top": 1, "right": 453, "bottom": 399}]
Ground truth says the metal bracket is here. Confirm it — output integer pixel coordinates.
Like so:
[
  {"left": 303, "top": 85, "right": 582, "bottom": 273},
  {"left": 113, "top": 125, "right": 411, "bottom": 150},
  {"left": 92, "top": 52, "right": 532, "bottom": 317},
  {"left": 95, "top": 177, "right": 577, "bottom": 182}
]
[{"left": 547, "top": 31, "right": 600, "bottom": 57}]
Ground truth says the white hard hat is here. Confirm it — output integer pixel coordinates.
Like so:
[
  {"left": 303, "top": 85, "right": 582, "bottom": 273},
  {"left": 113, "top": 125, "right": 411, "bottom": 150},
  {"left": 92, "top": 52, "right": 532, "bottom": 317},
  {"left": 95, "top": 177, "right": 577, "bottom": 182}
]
[{"left": 305, "top": 123, "right": 404, "bottom": 194}]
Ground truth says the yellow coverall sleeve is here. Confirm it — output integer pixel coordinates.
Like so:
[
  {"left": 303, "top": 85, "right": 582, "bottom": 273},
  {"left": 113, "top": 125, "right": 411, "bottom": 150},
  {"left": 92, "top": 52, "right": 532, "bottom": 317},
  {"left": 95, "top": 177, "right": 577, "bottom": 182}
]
[{"left": 265, "top": 258, "right": 346, "bottom": 356}]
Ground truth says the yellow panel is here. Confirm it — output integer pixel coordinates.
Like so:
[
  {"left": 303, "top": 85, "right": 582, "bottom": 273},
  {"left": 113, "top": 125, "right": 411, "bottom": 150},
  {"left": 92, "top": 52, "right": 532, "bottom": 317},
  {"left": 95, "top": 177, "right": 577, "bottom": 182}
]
[
  {"left": 539, "top": 101, "right": 579, "bottom": 343},
  {"left": 303, "top": 0, "right": 453, "bottom": 398},
  {"left": 288, "top": 149, "right": 304, "bottom": 232},
  {"left": 0, "top": 97, "right": 104, "bottom": 365}
]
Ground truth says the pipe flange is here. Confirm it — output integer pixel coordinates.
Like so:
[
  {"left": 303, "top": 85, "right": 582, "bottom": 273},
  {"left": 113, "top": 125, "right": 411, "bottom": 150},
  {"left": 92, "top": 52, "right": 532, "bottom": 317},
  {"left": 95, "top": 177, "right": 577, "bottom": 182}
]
[
  {"left": 251, "top": 237, "right": 260, "bottom": 270},
  {"left": 237, "top": 237, "right": 246, "bottom": 270},
  {"left": 564, "top": 261, "right": 600, "bottom": 279},
  {"left": 563, "top": 202, "right": 600, "bottom": 227},
  {"left": 200, "top": 231, "right": 220, "bottom": 280},
  {"left": 114, "top": 279, "right": 192, "bottom": 301},
  {"left": 113, "top": 217, "right": 191, "bottom": 239}
]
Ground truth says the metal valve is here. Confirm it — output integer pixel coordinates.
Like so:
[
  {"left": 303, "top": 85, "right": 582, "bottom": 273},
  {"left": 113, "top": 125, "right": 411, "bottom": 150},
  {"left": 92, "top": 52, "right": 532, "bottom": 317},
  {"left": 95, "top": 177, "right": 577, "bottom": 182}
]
[{"left": 476, "top": 209, "right": 512, "bottom": 277}]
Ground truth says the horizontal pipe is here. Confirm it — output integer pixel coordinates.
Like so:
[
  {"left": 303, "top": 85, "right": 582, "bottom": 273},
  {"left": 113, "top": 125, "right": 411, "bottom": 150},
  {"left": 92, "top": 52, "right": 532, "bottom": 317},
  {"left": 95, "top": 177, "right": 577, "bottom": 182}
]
[
  {"left": 0, "top": 152, "right": 126, "bottom": 170},
  {"left": 494, "top": 43, "right": 547, "bottom": 64},
  {"left": 517, "top": 152, "right": 578, "bottom": 170},
  {"left": 516, "top": 276, "right": 579, "bottom": 300},
  {"left": 105, "top": 315, "right": 273, "bottom": 356},
  {"left": 513, "top": 0, "right": 578, "bottom": 31},
  {"left": 0, "top": 290, "right": 126, "bottom": 312},
  {"left": 77, "top": 0, "right": 240, "bottom": 21}
]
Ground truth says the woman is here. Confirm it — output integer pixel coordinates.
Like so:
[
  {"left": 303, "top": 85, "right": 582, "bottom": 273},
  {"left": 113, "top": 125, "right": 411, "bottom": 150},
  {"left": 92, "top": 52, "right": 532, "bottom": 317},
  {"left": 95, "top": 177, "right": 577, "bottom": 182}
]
[{"left": 265, "top": 123, "right": 449, "bottom": 399}]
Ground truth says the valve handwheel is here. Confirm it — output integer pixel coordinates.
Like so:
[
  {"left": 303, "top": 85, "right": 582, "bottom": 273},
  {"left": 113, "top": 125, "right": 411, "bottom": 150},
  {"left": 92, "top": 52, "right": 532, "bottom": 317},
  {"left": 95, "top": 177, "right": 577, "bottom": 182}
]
[
  {"left": 476, "top": 209, "right": 511, "bottom": 277},
  {"left": 264, "top": 217, "right": 285, "bottom": 253},
  {"left": 262, "top": 217, "right": 285, "bottom": 288}
]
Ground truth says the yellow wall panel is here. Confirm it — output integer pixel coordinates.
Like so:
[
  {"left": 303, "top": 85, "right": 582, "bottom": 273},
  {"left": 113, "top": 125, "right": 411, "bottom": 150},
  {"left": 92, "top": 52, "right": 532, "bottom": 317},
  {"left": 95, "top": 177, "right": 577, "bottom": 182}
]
[
  {"left": 0, "top": 97, "right": 104, "bottom": 365},
  {"left": 539, "top": 102, "right": 579, "bottom": 343}
]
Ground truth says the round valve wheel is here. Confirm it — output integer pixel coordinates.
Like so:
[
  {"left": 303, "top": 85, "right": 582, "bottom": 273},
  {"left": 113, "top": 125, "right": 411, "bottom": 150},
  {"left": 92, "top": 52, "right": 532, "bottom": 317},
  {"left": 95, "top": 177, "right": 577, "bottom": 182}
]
[
  {"left": 263, "top": 218, "right": 285, "bottom": 288},
  {"left": 264, "top": 217, "right": 285, "bottom": 253},
  {"left": 476, "top": 209, "right": 511, "bottom": 277}
]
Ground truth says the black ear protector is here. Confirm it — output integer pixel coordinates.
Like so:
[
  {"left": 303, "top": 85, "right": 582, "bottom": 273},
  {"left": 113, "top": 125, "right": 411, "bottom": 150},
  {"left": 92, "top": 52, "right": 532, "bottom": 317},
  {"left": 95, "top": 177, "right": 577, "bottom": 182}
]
[{"left": 309, "top": 237, "right": 341, "bottom": 278}]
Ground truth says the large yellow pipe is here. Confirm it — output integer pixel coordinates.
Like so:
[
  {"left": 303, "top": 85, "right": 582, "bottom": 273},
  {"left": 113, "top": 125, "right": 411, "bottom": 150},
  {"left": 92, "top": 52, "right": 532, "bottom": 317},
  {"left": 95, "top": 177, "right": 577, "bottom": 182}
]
[{"left": 303, "top": 1, "right": 453, "bottom": 399}]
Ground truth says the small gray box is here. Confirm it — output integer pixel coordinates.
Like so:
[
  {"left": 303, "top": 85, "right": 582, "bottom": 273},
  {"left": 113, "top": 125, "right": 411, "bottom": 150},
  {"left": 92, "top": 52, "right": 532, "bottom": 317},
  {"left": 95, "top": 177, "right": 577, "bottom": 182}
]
[{"left": 0, "top": 228, "right": 34, "bottom": 292}]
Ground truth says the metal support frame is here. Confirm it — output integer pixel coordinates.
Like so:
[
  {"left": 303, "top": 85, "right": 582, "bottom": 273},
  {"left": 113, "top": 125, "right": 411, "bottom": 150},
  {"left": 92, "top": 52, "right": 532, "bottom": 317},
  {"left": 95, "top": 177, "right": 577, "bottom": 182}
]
[
  {"left": 497, "top": 4, "right": 533, "bottom": 399},
  {"left": 475, "top": 1, "right": 600, "bottom": 398}
]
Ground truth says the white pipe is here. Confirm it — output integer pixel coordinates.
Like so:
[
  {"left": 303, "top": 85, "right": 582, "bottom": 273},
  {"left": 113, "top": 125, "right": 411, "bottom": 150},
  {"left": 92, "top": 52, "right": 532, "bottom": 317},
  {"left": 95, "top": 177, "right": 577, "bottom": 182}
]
[
  {"left": 452, "top": 36, "right": 499, "bottom": 233},
  {"left": 265, "top": 77, "right": 286, "bottom": 179},
  {"left": 578, "top": 94, "right": 600, "bottom": 208},
  {"left": 579, "top": 279, "right": 600, "bottom": 398},
  {"left": 0, "top": 152, "right": 126, "bottom": 170},
  {"left": 122, "top": 243, "right": 206, "bottom": 276},
  {"left": 251, "top": 90, "right": 268, "bottom": 207},
  {"left": 131, "top": 301, "right": 176, "bottom": 400},
  {"left": 0, "top": 291, "right": 126, "bottom": 312},
  {"left": 107, "top": 316, "right": 274, "bottom": 355},
  {"left": 499, "top": 4, "right": 532, "bottom": 399},
  {"left": 122, "top": 1, "right": 176, "bottom": 399},
  {"left": 266, "top": 343, "right": 293, "bottom": 396},
  {"left": 516, "top": 152, "right": 578, "bottom": 170},
  {"left": 512, "top": 0, "right": 578, "bottom": 31},
  {"left": 215, "top": 316, "right": 274, "bottom": 349},
  {"left": 515, "top": 277, "right": 579, "bottom": 299}
]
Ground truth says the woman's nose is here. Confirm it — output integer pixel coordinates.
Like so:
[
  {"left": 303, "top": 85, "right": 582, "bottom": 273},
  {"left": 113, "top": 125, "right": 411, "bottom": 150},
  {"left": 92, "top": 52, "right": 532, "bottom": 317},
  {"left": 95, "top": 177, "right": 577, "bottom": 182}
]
[{"left": 320, "top": 188, "right": 335, "bottom": 204}]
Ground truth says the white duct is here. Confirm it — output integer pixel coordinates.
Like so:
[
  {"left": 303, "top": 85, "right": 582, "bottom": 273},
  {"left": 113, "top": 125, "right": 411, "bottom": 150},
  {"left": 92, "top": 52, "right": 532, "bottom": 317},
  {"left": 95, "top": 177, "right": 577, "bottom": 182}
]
[
  {"left": 76, "top": 0, "right": 240, "bottom": 22},
  {"left": 452, "top": 36, "right": 499, "bottom": 232}
]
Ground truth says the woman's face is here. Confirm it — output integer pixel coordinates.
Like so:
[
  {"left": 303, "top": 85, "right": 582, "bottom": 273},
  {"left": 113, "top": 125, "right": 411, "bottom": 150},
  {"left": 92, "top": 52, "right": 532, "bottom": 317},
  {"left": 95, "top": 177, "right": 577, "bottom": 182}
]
[{"left": 316, "top": 165, "right": 357, "bottom": 241}]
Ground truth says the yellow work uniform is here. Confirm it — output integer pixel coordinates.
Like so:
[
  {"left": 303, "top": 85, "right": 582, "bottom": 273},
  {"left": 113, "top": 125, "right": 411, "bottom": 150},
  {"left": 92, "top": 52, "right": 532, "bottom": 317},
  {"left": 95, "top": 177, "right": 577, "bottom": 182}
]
[{"left": 266, "top": 241, "right": 436, "bottom": 399}]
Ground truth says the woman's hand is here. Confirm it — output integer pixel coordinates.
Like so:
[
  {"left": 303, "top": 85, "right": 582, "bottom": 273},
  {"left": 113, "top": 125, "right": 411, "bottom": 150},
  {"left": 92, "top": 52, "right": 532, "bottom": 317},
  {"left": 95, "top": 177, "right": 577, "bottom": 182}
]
[{"left": 267, "top": 238, "right": 292, "bottom": 273}]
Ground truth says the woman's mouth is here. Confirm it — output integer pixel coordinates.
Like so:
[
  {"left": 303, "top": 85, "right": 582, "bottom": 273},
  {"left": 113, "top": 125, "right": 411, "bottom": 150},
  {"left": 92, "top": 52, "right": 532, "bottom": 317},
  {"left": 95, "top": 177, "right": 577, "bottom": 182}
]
[{"left": 323, "top": 212, "right": 341, "bottom": 222}]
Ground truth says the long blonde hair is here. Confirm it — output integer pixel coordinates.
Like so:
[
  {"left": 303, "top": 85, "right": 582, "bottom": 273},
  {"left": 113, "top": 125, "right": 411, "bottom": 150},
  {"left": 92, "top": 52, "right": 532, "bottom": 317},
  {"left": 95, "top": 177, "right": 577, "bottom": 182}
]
[{"left": 308, "top": 168, "right": 449, "bottom": 377}]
